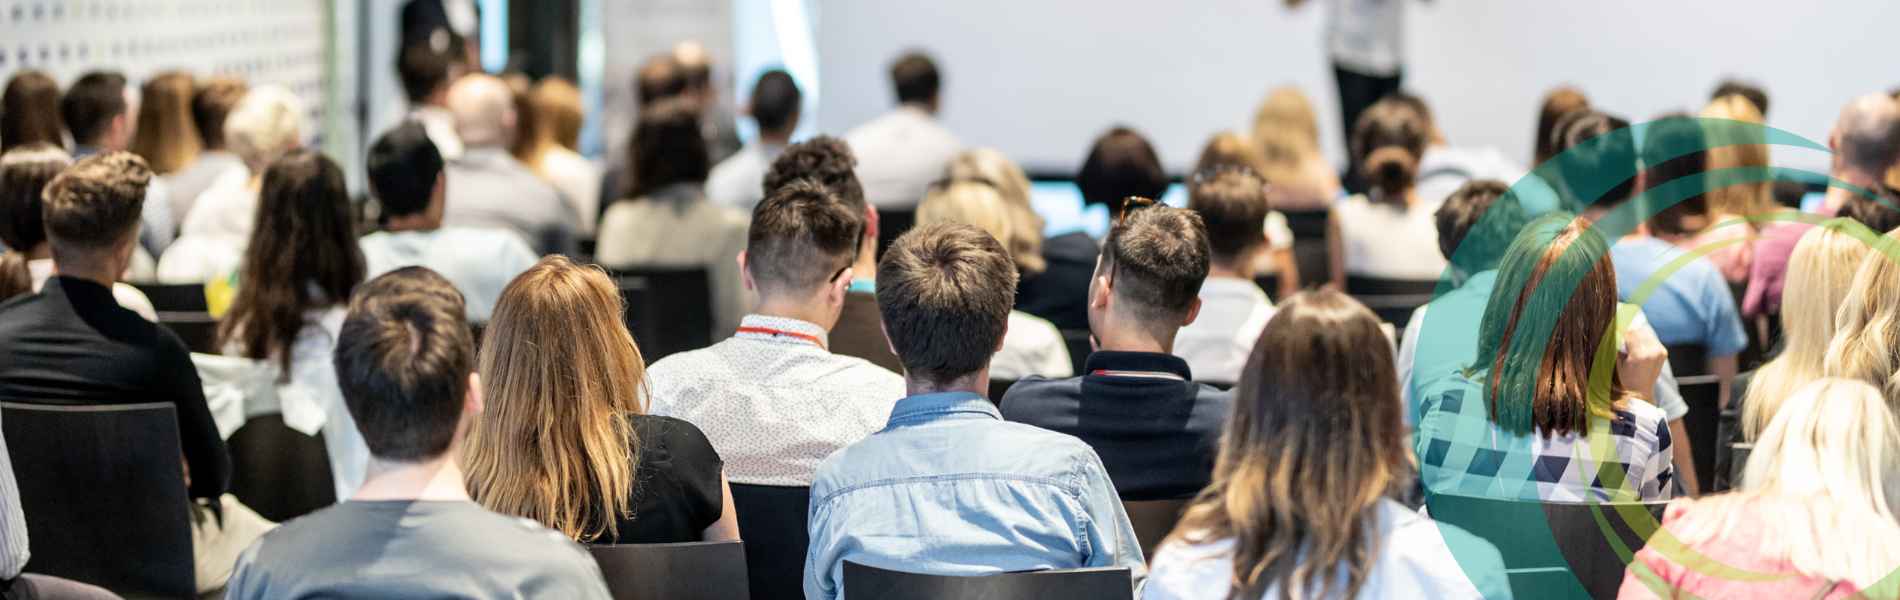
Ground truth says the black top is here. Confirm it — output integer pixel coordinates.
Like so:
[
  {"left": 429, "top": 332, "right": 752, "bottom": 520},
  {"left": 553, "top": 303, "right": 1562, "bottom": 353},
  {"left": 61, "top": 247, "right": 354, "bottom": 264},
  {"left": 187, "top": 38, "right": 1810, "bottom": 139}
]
[
  {"left": 606, "top": 414, "right": 725, "bottom": 544},
  {"left": 999, "top": 350, "right": 1232, "bottom": 501},
  {"left": 1016, "top": 232, "right": 1099, "bottom": 331},
  {"left": 0, "top": 277, "right": 229, "bottom": 500}
]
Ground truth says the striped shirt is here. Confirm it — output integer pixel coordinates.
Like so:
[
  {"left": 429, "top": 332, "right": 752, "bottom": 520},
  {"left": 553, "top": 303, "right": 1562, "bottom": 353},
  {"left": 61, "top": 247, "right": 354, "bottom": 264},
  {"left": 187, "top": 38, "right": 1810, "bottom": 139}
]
[
  {"left": 1415, "top": 376, "right": 1676, "bottom": 502},
  {"left": 1, "top": 410, "right": 28, "bottom": 580}
]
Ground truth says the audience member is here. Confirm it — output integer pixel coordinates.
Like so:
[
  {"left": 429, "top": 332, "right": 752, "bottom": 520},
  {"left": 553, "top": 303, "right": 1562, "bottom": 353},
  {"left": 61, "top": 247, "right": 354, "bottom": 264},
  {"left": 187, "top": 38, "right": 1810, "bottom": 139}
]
[
  {"left": 1, "top": 410, "right": 120, "bottom": 599},
  {"left": 225, "top": 267, "right": 611, "bottom": 599},
  {"left": 61, "top": 72, "right": 173, "bottom": 256},
  {"left": 441, "top": 73, "right": 579, "bottom": 256},
  {"left": 945, "top": 148, "right": 1046, "bottom": 274},
  {"left": 1250, "top": 86, "right": 1341, "bottom": 211},
  {"left": 844, "top": 51, "right": 962, "bottom": 210},
  {"left": 1388, "top": 91, "right": 1525, "bottom": 210},
  {"left": 915, "top": 181, "right": 1072, "bottom": 379},
  {"left": 1022, "top": 126, "right": 1168, "bottom": 331},
  {"left": 514, "top": 77, "right": 602, "bottom": 235},
  {"left": 765, "top": 136, "right": 899, "bottom": 372},
  {"left": 0, "top": 152, "right": 270, "bottom": 592},
  {"left": 1689, "top": 95, "right": 1777, "bottom": 283},
  {"left": 1415, "top": 214, "right": 1677, "bottom": 502},
  {"left": 400, "top": 0, "right": 482, "bottom": 65},
  {"left": 1710, "top": 78, "right": 1770, "bottom": 117},
  {"left": 164, "top": 77, "right": 247, "bottom": 223},
  {"left": 127, "top": 72, "right": 201, "bottom": 182},
  {"left": 673, "top": 40, "right": 743, "bottom": 163},
  {"left": 214, "top": 150, "right": 369, "bottom": 498},
  {"left": 1328, "top": 97, "right": 1446, "bottom": 285},
  {"left": 597, "top": 97, "right": 750, "bottom": 337},
  {"left": 1824, "top": 227, "right": 1900, "bottom": 410},
  {"left": 1174, "top": 168, "right": 1276, "bottom": 384},
  {"left": 462, "top": 256, "right": 738, "bottom": 543},
  {"left": 1532, "top": 86, "right": 1590, "bottom": 166},
  {"left": 1, "top": 70, "right": 62, "bottom": 153},
  {"left": 398, "top": 35, "right": 470, "bottom": 161},
  {"left": 806, "top": 223, "right": 1143, "bottom": 599},
  {"left": 1634, "top": 112, "right": 1719, "bottom": 258},
  {"left": 1741, "top": 222, "right": 1869, "bottom": 440},
  {"left": 1619, "top": 378, "right": 1900, "bottom": 599},
  {"left": 162, "top": 85, "right": 306, "bottom": 283},
  {"left": 646, "top": 180, "right": 904, "bottom": 486},
  {"left": 706, "top": 69, "right": 801, "bottom": 211},
  {"left": 1004, "top": 203, "right": 1231, "bottom": 500},
  {"left": 1144, "top": 291, "right": 1510, "bottom": 599},
  {"left": 1192, "top": 132, "right": 1299, "bottom": 296},
  {"left": 0, "top": 145, "right": 156, "bottom": 319}
]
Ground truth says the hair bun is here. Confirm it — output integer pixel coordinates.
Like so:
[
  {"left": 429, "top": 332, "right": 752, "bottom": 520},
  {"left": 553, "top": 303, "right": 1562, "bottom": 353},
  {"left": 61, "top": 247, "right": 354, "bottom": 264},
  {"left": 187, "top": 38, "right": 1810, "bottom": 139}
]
[{"left": 1364, "top": 146, "right": 1416, "bottom": 200}]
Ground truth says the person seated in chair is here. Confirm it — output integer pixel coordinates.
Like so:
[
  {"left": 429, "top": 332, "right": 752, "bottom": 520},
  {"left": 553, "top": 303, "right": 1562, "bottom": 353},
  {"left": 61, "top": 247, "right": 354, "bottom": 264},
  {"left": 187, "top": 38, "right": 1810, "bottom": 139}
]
[
  {"left": 1174, "top": 168, "right": 1277, "bottom": 385},
  {"left": 1001, "top": 202, "right": 1233, "bottom": 501},
  {"left": 225, "top": 267, "right": 610, "bottom": 599},
  {"left": 762, "top": 136, "right": 900, "bottom": 373},
  {"left": 805, "top": 224, "right": 1144, "bottom": 600}
]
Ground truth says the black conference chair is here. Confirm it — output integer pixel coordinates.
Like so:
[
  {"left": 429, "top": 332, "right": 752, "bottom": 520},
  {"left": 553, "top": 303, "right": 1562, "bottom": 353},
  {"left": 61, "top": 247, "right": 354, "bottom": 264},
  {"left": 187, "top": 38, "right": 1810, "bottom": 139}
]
[
  {"left": 1666, "top": 344, "right": 1722, "bottom": 493},
  {"left": 1251, "top": 273, "right": 1282, "bottom": 303},
  {"left": 842, "top": 561, "right": 1133, "bottom": 600},
  {"left": 729, "top": 484, "right": 812, "bottom": 600},
  {"left": 589, "top": 541, "right": 749, "bottom": 600},
  {"left": 1060, "top": 329, "right": 1093, "bottom": 377},
  {"left": 1726, "top": 443, "right": 1753, "bottom": 488},
  {"left": 1710, "top": 371, "right": 1751, "bottom": 493},
  {"left": 1344, "top": 275, "right": 1439, "bottom": 334},
  {"left": 134, "top": 282, "right": 221, "bottom": 354},
  {"left": 227, "top": 414, "right": 336, "bottom": 522},
  {"left": 1124, "top": 498, "right": 1190, "bottom": 561},
  {"left": 876, "top": 208, "right": 917, "bottom": 259},
  {"left": 1282, "top": 209, "right": 1330, "bottom": 290},
  {"left": 133, "top": 283, "right": 209, "bottom": 313},
  {"left": 607, "top": 267, "right": 714, "bottom": 363},
  {"left": 1426, "top": 493, "right": 1668, "bottom": 600},
  {"left": 989, "top": 379, "right": 1016, "bottom": 405},
  {"left": 1, "top": 402, "right": 196, "bottom": 598}
]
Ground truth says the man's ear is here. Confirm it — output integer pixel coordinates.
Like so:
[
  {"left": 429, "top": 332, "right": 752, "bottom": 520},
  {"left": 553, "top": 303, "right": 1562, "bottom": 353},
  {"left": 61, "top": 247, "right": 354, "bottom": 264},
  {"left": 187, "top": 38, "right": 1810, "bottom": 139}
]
[
  {"left": 465, "top": 372, "right": 485, "bottom": 416},
  {"left": 738, "top": 251, "right": 756, "bottom": 292},
  {"left": 878, "top": 321, "right": 900, "bottom": 367},
  {"left": 863, "top": 204, "right": 881, "bottom": 242},
  {"left": 828, "top": 267, "right": 854, "bottom": 305},
  {"left": 1181, "top": 296, "right": 1203, "bottom": 328},
  {"left": 1090, "top": 272, "right": 1113, "bottom": 310}
]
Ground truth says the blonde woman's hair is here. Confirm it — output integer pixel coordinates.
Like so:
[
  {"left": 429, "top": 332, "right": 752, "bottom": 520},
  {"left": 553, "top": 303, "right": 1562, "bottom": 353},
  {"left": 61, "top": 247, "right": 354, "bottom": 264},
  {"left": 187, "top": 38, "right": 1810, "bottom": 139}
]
[
  {"left": 1251, "top": 86, "right": 1322, "bottom": 184},
  {"left": 516, "top": 76, "right": 584, "bottom": 168},
  {"left": 1699, "top": 95, "right": 1776, "bottom": 218},
  {"left": 1823, "top": 227, "right": 1900, "bottom": 412},
  {"left": 917, "top": 181, "right": 1020, "bottom": 260},
  {"left": 1671, "top": 378, "right": 1900, "bottom": 589},
  {"left": 462, "top": 255, "right": 644, "bottom": 542},
  {"left": 940, "top": 149, "right": 1046, "bottom": 276},
  {"left": 1743, "top": 222, "right": 1872, "bottom": 439},
  {"left": 128, "top": 71, "right": 201, "bottom": 175},
  {"left": 223, "top": 85, "right": 306, "bottom": 172}
]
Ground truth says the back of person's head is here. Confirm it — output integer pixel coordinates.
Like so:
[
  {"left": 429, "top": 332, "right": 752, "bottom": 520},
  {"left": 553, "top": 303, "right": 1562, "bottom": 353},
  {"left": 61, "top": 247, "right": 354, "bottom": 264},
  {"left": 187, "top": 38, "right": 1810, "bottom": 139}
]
[
  {"left": 2, "top": 70, "right": 63, "bottom": 153},
  {"left": 1638, "top": 113, "right": 1710, "bottom": 237},
  {"left": 1823, "top": 228, "right": 1900, "bottom": 405},
  {"left": 1170, "top": 290, "right": 1404, "bottom": 599},
  {"left": 1194, "top": 131, "right": 1270, "bottom": 177},
  {"left": 623, "top": 97, "right": 709, "bottom": 200},
  {"left": 463, "top": 255, "right": 642, "bottom": 542},
  {"left": 1534, "top": 86, "right": 1590, "bottom": 166},
  {"left": 763, "top": 135, "right": 864, "bottom": 214},
  {"left": 446, "top": 74, "right": 516, "bottom": 148},
  {"left": 60, "top": 71, "right": 127, "bottom": 147},
  {"left": 224, "top": 85, "right": 306, "bottom": 172},
  {"left": 333, "top": 267, "right": 474, "bottom": 462},
  {"left": 916, "top": 180, "right": 1033, "bottom": 277},
  {"left": 635, "top": 54, "right": 686, "bottom": 104},
  {"left": 1077, "top": 127, "right": 1168, "bottom": 217},
  {"left": 1096, "top": 204, "right": 1211, "bottom": 332},
  {"left": 746, "top": 179, "right": 861, "bottom": 297},
  {"left": 1700, "top": 95, "right": 1774, "bottom": 218},
  {"left": 749, "top": 69, "right": 801, "bottom": 135},
  {"left": 944, "top": 148, "right": 1043, "bottom": 274},
  {"left": 128, "top": 71, "right": 201, "bottom": 175},
  {"left": 41, "top": 151, "right": 150, "bottom": 273},
  {"left": 889, "top": 51, "right": 940, "bottom": 106},
  {"left": 674, "top": 41, "right": 712, "bottom": 93},
  {"left": 1187, "top": 169, "right": 1269, "bottom": 268},
  {"left": 1384, "top": 90, "right": 1439, "bottom": 140},
  {"left": 1251, "top": 86, "right": 1322, "bottom": 172},
  {"left": 1434, "top": 179, "right": 1530, "bottom": 277},
  {"left": 1744, "top": 222, "right": 1873, "bottom": 440},
  {"left": 518, "top": 76, "right": 583, "bottom": 162},
  {"left": 877, "top": 223, "right": 1018, "bottom": 386},
  {"left": 398, "top": 34, "right": 467, "bottom": 103},
  {"left": 1351, "top": 97, "right": 1430, "bottom": 203},
  {"left": 222, "top": 150, "right": 365, "bottom": 371},
  {"left": 190, "top": 76, "right": 247, "bottom": 151},
  {"left": 367, "top": 121, "right": 445, "bottom": 220},
  {"left": 1473, "top": 214, "right": 1626, "bottom": 437},
  {"left": 1836, "top": 188, "right": 1900, "bottom": 234},
  {"left": 1548, "top": 109, "right": 1636, "bottom": 213},
  {"left": 1832, "top": 93, "right": 1900, "bottom": 180},
  {"left": 0, "top": 144, "right": 73, "bottom": 300},
  {"left": 1710, "top": 78, "right": 1770, "bottom": 117}
]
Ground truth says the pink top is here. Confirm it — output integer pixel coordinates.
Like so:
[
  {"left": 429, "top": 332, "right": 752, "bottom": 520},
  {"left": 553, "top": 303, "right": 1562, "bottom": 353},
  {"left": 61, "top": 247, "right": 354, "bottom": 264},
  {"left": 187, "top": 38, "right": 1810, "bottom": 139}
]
[
  {"left": 1618, "top": 498, "right": 1860, "bottom": 599},
  {"left": 1740, "top": 222, "right": 1813, "bottom": 318}
]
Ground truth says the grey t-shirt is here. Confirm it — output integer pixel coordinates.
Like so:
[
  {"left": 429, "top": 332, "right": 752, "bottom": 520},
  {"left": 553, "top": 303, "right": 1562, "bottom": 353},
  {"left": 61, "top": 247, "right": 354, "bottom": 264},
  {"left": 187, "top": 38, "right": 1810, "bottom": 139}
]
[{"left": 226, "top": 500, "right": 611, "bottom": 599}]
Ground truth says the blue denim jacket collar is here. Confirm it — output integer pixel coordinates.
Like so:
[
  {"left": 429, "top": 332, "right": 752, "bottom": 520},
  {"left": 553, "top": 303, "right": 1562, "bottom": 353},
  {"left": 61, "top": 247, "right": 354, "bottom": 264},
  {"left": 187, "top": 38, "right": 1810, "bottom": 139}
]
[{"left": 884, "top": 391, "right": 998, "bottom": 428}]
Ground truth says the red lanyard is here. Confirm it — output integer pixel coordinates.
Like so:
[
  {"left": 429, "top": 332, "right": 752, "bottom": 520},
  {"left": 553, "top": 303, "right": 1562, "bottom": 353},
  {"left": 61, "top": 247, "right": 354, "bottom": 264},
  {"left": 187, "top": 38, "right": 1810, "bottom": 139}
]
[{"left": 736, "top": 326, "right": 826, "bottom": 350}]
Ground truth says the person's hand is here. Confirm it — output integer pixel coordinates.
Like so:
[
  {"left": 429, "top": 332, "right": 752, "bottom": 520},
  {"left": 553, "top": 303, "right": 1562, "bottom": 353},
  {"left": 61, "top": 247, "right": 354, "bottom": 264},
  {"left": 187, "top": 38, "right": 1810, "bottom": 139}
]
[{"left": 1618, "top": 322, "right": 1668, "bottom": 397}]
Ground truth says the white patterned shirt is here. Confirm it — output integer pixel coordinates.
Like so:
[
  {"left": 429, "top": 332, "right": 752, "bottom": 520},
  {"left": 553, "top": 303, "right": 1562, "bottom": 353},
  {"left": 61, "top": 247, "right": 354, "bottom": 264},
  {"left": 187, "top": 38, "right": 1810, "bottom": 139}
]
[{"left": 644, "top": 315, "right": 905, "bottom": 486}]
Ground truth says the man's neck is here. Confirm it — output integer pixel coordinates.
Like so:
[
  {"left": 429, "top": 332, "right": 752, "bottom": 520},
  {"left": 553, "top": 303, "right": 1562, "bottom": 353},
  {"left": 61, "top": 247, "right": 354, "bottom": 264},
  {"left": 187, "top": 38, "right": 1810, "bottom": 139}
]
[
  {"left": 753, "top": 296, "right": 836, "bottom": 332},
  {"left": 760, "top": 131, "right": 793, "bottom": 147},
  {"left": 54, "top": 263, "right": 118, "bottom": 289},
  {"left": 1824, "top": 168, "right": 1881, "bottom": 213},
  {"left": 25, "top": 243, "right": 51, "bottom": 261},
  {"left": 353, "top": 454, "right": 471, "bottom": 502},
  {"left": 905, "top": 371, "right": 985, "bottom": 398},
  {"left": 1208, "top": 258, "right": 1252, "bottom": 280},
  {"left": 382, "top": 213, "right": 442, "bottom": 233},
  {"left": 1093, "top": 324, "right": 1175, "bottom": 354}
]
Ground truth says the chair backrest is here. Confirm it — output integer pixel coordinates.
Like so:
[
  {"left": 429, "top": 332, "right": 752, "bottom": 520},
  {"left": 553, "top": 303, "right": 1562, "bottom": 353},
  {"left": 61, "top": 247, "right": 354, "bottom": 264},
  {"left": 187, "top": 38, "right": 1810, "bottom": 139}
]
[
  {"left": 1251, "top": 273, "right": 1281, "bottom": 303},
  {"left": 1675, "top": 372, "right": 1723, "bottom": 493},
  {"left": 842, "top": 561, "right": 1133, "bottom": 600},
  {"left": 1664, "top": 344, "right": 1710, "bottom": 378},
  {"left": 1123, "top": 498, "right": 1190, "bottom": 560},
  {"left": 226, "top": 414, "right": 336, "bottom": 522},
  {"left": 989, "top": 379, "right": 1015, "bottom": 405},
  {"left": 1283, "top": 209, "right": 1329, "bottom": 290},
  {"left": 1426, "top": 493, "right": 1667, "bottom": 600},
  {"left": 608, "top": 267, "right": 714, "bottom": 363},
  {"left": 1727, "top": 443, "right": 1753, "bottom": 488},
  {"left": 589, "top": 541, "right": 749, "bottom": 600},
  {"left": 876, "top": 208, "right": 918, "bottom": 259},
  {"left": 1, "top": 402, "right": 195, "bottom": 598},
  {"left": 1059, "top": 329, "right": 1093, "bottom": 377},
  {"left": 132, "top": 283, "right": 209, "bottom": 313},
  {"left": 157, "top": 312, "right": 221, "bottom": 355},
  {"left": 728, "top": 484, "right": 812, "bottom": 600},
  {"left": 1344, "top": 276, "right": 1437, "bottom": 331}
]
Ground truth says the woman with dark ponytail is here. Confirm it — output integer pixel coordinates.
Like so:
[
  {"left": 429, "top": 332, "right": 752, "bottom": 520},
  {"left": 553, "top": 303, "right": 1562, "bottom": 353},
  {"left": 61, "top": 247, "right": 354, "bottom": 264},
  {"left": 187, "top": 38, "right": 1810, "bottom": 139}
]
[
  {"left": 1326, "top": 97, "right": 1445, "bottom": 288},
  {"left": 0, "top": 144, "right": 158, "bottom": 320}
]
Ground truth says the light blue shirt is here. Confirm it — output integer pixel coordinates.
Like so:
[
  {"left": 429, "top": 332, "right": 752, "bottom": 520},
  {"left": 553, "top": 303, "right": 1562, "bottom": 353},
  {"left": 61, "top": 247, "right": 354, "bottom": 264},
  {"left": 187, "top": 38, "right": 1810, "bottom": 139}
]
[
  {"left": 1609, "top": 237, "right": 1748, "bottom": 356},
  {"left": 804, "top": 391, "right": 1145, "bottom": 599}
]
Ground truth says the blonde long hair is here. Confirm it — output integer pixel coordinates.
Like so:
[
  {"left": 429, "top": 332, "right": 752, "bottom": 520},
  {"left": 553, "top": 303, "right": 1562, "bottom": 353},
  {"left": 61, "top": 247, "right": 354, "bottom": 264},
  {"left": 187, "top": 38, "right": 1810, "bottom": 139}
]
[
  {"left": 1671, "top": 378, "right": 1900, "bottom": 590},
  {"left": 515, "top": 76, "right": 585, "bottom": 170},
  {"left": 1742, "top": 223, "right": 1870, "bottom": 439},
  {"left": 1700, "top": 95, "right": 1775, "bottom": 219},
  {"left": 1251, "top": 86, "right": 1322, "bottom": 185},
  {"left": 128, "top": 71, "right": 201, "bottom": 175},
  {"left": 917, "top": 181, "right": 1021, "bottom": 256},
  {"left": 944, "top": 148, "right": 1045, "bottom": 275},
  {"left": 462, "top": 256, "right": 645, "bottom": 542},
  {"left": 1822, "top": 228, "right": 1900, "bottom": 412}
]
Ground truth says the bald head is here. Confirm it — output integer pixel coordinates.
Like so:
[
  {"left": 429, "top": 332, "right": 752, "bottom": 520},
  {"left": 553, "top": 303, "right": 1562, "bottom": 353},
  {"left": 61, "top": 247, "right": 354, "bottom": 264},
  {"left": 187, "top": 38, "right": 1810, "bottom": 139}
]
[
  {"left": 1834, "top": 93, "right": 1900, "bottom": 179},
  {"left": 446, "top": 74, "right": 515, "bottom": 148}
]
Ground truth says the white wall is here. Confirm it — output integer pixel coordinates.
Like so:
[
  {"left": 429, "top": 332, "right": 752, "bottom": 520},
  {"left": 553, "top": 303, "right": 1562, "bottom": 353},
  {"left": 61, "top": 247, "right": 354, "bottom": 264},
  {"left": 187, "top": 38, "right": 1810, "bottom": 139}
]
[{"left": 813, "top": 0, "right": 1900, "bottom": 175}]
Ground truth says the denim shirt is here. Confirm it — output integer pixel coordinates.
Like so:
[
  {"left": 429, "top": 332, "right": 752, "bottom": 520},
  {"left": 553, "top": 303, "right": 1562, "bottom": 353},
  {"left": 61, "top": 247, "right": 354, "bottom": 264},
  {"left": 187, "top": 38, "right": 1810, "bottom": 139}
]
[{"left": 804, "top": 391, "right": 1145, "bottom": 599}]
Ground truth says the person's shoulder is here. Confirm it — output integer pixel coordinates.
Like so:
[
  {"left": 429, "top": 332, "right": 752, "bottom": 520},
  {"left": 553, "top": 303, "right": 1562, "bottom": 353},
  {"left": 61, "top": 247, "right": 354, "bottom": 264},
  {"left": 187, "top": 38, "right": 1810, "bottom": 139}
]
[
  {"left": 1380, "top": 500, "right": 1507, "bottom": 594},
  {"left": 997, "top": 375, "right": 1082, "bottom": 417},
  {"left": 644, "top": 342, "right": 725, "bottom": 379},
  {"left": 1143, "top": 536, "right": 1242, "bottom": 600}
]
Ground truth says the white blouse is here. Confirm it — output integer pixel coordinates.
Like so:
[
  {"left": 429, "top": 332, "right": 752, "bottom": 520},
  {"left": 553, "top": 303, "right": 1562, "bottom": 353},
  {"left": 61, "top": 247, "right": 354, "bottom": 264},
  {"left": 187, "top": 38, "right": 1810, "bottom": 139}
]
[{"left": 1333, "top": 194, "right": 1447, "bottom": 281}]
